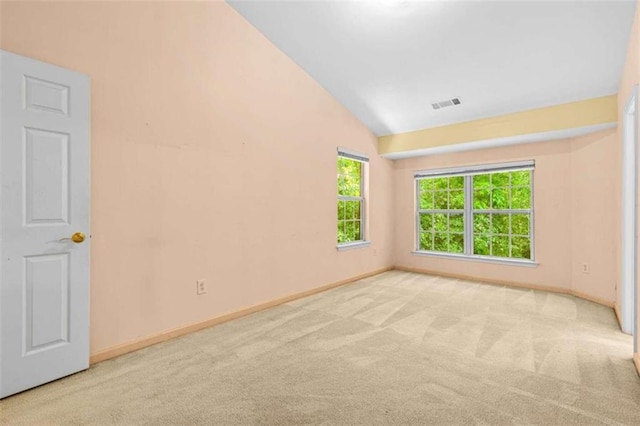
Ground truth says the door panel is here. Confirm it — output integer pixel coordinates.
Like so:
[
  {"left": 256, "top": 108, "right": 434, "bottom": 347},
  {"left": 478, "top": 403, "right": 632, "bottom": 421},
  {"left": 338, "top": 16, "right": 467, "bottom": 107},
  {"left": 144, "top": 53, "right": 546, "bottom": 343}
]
[
  {"left": 1, "top": 50, "right": 90, "bottom": 399},
  {"left": 25, "top": 253, "right": 70, "bottom": 354},
  {"left": 24, "top": 128, "right": 70, "bottom": 225},
  {"left": 24, "top": 75, "right": 70, "bottom": 116}
]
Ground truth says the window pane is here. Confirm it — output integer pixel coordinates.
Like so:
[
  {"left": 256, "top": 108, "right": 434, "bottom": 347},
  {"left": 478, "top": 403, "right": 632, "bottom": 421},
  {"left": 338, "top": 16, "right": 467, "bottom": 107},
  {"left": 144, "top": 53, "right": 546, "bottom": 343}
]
[
  {"left": 473, "top": 174, "right": 490, "bottom": 189},
  {"left": 450, "top": 190, "right": 464, "bottom": 210},
  {"left": 491, "top": 214, "right": 509, "bottom": 235},
  {"left": 338, "top": 201, "right": 345, "bottom": 221},
  {"left": 491, "top": 187, "right": 509, "bottom": 209},
  {"left": 474, "top": 234, "right": 490, "bottom": 255},
  {"left": 343, "top": 200, "right": 360, "bottom": 220},
  {"left": 450, "top": 233, "right": 464, "bottom": 253},
  {"left": 337, "top": 157, "right": 361, "bottom": 197},
  {"left": 511, "top": 236, "right": 531, "bottom": 259},
  {"left": 342, "top": 221, "right": 352, "bottom": 241},
  {"left": 450, "top": 214, "right": 464, "bottom": 233},
  {"left": 338, "top": 157, "right": 347, "bottom": 170},
  {"left": 420, "top": 232, "right": 434, "bottom": 251},
  {"left": 434, "top": 191, "right": 448, "bottom": 209},
  {"left": 434, "top": 233, "right": 448, "bottom": 252},
  {"left": 419, "top": 190, "right": 434, "bottom": 209},
  {"left": 420, "top": 213, "right": 434, "bottom": 232},
  {"left": 433, "top": 177, "right": 449, "bottom": 190},
  {"left": 337, "top": 175, "right": 347, "bottom": 195},
  {"left": 474, "top": 214, "right": 490, "bottom": 234},
  {"left": 450, "top": 176, "right": 464, "bottom": 189},
  {"left": 474, "top": 189, "right": 490, "bottom": 209},
  {"left": 511, "top": 170, "right": 530, "bottom": 186},
  {"left": 344, "top": 221, "right": 356, "bottom": 242},
  {"left": 511, "top": 187, "right": 531, "bottom": 209},
  {"left": 434, "top": 213, "right": 448, "bottom": 232},
  {"left": 511, "top": 214, "right": 530, "bottom": 236},
  {"left": 337, "top": 221, "right": 346, "bottom": 243},
  {"left": 344, "top": 201, "right": 353, "bottom": 220},
  {"left": 491, "top": 172, "right": 509, "bottom": 187},
  {"left": 354, "top": 220, "right": 361, "bottom": 241},
  {"left": 419, "top": 179, "right": 435, "bottom": 191},
  {"left": 491, "top": 235, "right": 509, "bottom": 257}
]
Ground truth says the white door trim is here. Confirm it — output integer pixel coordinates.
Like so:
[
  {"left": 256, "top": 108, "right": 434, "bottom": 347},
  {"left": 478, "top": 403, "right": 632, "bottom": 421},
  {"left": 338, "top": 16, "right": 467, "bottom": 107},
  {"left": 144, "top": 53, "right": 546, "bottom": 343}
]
[{"left": 622, "top": 85, "right": 638, "bottom": 342}]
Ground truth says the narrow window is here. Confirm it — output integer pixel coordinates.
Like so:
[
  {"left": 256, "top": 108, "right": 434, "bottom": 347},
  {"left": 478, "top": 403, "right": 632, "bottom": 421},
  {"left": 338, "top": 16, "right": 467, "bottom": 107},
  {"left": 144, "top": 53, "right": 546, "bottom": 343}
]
[
  {"left": 337, "top": 148, "right": 368, "bottom": 246},
  {"left": 416, "top": 161, "right": 534, "bottom": 262}
]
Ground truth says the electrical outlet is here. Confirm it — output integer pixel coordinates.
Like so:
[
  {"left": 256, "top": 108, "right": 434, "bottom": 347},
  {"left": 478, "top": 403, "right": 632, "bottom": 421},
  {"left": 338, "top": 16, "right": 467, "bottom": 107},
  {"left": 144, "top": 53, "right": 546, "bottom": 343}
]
[
  {"left": 582, "top": 263, "right": 590, "bottom": 274},
  {"left": 196, "top": 279, "right": 207, "bottom": 295}
]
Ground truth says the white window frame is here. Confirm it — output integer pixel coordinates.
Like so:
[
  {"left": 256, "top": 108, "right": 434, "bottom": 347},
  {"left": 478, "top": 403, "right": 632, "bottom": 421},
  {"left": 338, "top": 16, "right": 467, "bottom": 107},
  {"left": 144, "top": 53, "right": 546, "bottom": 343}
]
[
  {"left": 413, "top": 160, "right": 537, "bottom": 266},
  {"left": 337, "top": 148, "right": 370, "bottom": 251}
]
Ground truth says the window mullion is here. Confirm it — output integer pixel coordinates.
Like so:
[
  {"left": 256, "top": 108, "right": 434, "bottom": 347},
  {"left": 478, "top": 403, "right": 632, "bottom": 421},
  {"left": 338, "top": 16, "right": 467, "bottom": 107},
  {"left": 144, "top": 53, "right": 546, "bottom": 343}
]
[
  {"left": 338, "top": 196, "right": 362, "bottom": 202},
  {"left": 360, "top": 164, "right": 364, "bottom": 235},
  {"left": 465, "top": 175, "right": 473, "bottom": 256},
  {"left": 360, "top": 198, "right": 364, "bottom": 241},
  {"left": 416, "top": 179, "right": 421, "bottom": 251}
]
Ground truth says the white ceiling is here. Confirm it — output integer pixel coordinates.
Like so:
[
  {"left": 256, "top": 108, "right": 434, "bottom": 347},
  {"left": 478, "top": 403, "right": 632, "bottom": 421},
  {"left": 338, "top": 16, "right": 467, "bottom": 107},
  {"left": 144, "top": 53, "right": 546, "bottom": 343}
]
[{"left": 228, "top": 0, "right": 636, "bottom": 136}]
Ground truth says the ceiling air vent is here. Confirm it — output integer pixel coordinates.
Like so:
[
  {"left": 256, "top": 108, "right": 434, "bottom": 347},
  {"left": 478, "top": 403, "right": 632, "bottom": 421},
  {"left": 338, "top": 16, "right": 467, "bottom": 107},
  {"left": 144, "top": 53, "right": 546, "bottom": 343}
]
[{"left": 432, "top": 97, "right": 462, "bottom": 110}]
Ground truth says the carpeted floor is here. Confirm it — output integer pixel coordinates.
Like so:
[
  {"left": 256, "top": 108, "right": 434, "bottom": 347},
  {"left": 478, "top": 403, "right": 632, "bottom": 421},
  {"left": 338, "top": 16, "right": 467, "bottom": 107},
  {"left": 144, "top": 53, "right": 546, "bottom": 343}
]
[{"left": 1, "top": 270, "right": 640, "bottom": 425}]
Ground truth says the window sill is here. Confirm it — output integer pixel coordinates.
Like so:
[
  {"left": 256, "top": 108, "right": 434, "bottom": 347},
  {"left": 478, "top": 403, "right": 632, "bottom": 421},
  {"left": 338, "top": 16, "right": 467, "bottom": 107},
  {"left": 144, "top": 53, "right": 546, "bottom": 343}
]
[
  {"left": 411, "top": 250, "right": 538, "bottom": 267},
  {"left": 337, "top": 241, "right": 371, "bottom": 251}
]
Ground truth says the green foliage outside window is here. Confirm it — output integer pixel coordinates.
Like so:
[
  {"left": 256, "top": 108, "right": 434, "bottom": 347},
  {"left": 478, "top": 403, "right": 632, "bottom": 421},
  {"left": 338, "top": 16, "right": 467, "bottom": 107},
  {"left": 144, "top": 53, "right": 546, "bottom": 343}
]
[
  {"left": 338, "top": 157, "right": 363, "bottom": 243},
  {"left": 418, "top": 176, "right": 465, "bottom": 253},
  {"left": 418, "top": 170, "right": 532, "bottom": 260}
]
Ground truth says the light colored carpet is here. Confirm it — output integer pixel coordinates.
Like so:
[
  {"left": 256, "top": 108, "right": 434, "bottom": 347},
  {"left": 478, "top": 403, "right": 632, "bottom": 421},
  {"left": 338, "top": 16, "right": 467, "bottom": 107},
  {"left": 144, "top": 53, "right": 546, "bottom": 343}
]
[{"left": 1, "top": 270, "right": 639, "bottom": 425}]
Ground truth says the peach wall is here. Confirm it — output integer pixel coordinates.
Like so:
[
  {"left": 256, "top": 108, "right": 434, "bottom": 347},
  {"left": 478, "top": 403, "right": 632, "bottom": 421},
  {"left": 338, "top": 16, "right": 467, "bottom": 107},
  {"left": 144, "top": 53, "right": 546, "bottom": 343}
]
[
  {"left": 393, "top": 129, "right": 619, "bottom": 302},
  {"left": 0, "top": 1, "right": 394, "bottom": 354},
  {"left": 571, "top": 130, "right": 618, "bottom": 303}
]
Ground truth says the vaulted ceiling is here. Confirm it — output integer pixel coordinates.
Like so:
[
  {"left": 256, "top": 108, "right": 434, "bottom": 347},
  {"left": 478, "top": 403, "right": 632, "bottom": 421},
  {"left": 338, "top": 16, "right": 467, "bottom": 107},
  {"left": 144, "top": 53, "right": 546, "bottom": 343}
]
[{"left": 228, "top": 0, "right": 636, "bottom": 137}]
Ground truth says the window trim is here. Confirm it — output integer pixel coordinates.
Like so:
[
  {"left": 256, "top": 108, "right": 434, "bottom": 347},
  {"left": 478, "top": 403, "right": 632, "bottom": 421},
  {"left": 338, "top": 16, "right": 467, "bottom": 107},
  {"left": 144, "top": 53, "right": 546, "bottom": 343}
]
[
  {"left": 414, "top": 160, "right": 534, "bottom": 178},
  {"left": 337, "top": 241, "right": 371, "bottom": 251},
  {"left": 410, "top": 250, "right": 538, "bottom": 267},
  {"left": 337, "top": 148, "right": 368, "bottom": 248},
  {"left": 414, "top": 161, "right": 535, "bottom": 263}
]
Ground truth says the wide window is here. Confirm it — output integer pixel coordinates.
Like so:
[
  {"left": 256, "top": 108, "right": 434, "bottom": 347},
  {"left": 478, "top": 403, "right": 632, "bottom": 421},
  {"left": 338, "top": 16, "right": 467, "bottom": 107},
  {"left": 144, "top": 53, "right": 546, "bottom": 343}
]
[
  {"left": 337, "top": 148, "right": 368, "bottom": 246},
  {"left": 416, "top": 161, "right": 534, "bottom": 262}
]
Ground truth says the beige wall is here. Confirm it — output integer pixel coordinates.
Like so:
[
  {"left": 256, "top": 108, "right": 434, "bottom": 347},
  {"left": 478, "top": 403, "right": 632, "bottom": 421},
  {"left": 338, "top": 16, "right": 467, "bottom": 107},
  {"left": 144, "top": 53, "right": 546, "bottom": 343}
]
[{"left": 0, "top": 1, "right": 395, "bottom": 355}]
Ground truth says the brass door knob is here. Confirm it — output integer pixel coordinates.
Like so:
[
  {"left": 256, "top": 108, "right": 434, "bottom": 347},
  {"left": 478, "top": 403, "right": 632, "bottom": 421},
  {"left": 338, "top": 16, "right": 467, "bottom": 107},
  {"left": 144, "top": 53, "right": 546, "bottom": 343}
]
[
  {"left": 71, "top": 232, "right": 86, "bottom": 243},
  {"left": 58, "top": 232, "right": 87, "bottom": 243}
]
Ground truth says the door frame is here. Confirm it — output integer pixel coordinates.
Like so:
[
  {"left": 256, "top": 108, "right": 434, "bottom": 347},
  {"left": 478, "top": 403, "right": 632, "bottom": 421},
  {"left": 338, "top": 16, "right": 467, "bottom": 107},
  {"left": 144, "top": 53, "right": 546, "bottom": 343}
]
[{"left": 622, "top": 85, "right": 638, "bottom": 345}]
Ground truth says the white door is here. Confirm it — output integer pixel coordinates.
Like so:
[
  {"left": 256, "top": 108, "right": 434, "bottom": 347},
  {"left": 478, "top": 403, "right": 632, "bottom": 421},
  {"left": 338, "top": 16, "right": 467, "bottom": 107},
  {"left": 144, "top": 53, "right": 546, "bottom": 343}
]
[
  {"left": 622, "top": 86, "right": 638, "bottom": 338},
  {"left": 0, "top": 50, "right": 90, "bottom": 399}
]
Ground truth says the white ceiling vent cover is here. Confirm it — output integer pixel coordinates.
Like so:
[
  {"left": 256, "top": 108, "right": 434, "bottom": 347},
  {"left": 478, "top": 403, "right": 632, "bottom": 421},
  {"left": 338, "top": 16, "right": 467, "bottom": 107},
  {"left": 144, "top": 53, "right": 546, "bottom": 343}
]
[{"left": 432, "top": 97, "right": 462, "bottom": 110}]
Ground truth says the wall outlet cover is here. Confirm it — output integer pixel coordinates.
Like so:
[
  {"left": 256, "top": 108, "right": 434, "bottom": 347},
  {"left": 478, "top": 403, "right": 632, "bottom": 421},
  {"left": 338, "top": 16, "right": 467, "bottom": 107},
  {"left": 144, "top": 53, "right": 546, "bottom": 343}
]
[{"left": 196, "top": 279, "right": 207, "bottom": 295}]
